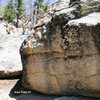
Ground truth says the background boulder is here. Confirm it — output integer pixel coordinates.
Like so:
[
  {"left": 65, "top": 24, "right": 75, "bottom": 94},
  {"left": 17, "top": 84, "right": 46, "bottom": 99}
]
[{"left": 0, "top": 22, "right": 26, "bottom": 78}]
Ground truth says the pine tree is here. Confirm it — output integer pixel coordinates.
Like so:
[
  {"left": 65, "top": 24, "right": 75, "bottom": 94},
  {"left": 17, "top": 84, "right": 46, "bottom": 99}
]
[
  {"left": 37, "top": 0, "right": 50, "bottom": 16},
  {"left": 3, "top": 0, "right": 25, "bottom": 26},
  {"left": 3, "top": 0, "right": 16, "bottom": 23},
  {"left": 33, "top": 0, "right": 49, "bottom": 27},
  {"left": 14, "top": 0, "right": 25, "bottom": 27}
]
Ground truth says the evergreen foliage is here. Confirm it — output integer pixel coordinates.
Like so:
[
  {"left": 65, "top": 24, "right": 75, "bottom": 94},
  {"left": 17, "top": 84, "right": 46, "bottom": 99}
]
[
  {"left": 35, "top": 0, "right": 50, "bottom": 16},
  {"left": 3, "top": 0, "right": 25, "bottom": 26},
  {"left": 3, "top": 1, "right": 16, "bottom": 23}
]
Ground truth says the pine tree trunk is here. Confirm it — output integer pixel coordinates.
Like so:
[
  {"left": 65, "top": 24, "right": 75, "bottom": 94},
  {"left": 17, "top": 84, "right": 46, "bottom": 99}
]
[
  {"left": 0, "top": 0, "right": 2, "bottom": 7},
  {"left": 33, "top": 4, "right": 38, "bottom": 27},
  {"left": 33, "top": 0, "right": 39, "bottom": 28},
  {"left": 30, "top": 0, "right": 34, "bottom": 29},
  {"left": 16, "top": 0, "right": 21, "bottom": 27}
]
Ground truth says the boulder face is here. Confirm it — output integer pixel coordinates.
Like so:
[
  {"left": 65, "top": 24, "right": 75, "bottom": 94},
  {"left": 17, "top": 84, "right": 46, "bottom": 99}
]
[
  {"left": 0, "top": 22, "right": 26, "bottom": 78},
  {"left": 20, "top": 0, "right": 100, "bottom": 98}
]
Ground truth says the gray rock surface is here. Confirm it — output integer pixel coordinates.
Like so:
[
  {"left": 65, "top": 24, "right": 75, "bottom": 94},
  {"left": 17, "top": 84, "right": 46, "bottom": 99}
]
[
  {"left": 0, "top": 22, "right": 26, "bottom": 77},
  {"left": 20, "top": 0, "right": 100, "bottom": 98}
]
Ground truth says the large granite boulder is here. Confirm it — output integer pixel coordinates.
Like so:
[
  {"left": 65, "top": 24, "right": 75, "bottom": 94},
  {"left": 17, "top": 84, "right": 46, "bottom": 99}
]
[
  {"left": 20, "top": 0, "right": 100, "bottom": 98},
  {"left": 0, "top": 22, "right": 26, "bottom": 78}
]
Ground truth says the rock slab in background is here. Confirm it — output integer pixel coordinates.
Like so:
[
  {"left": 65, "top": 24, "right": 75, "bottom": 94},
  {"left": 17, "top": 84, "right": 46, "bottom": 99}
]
[{"left": 0, "top": 22, "right": 26, "bottom": 78}]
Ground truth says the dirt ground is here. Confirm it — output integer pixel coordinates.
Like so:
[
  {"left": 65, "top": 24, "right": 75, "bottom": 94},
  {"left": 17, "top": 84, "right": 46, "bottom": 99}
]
[
  {"left": 0, "top": 78, "right": 57, "bottom": 100},
  {"left": 0, "top": 79, "right": 18, "bottom": 100},
  {"left": 0, "top": 79, "right": 99, "bottom": 100}
]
